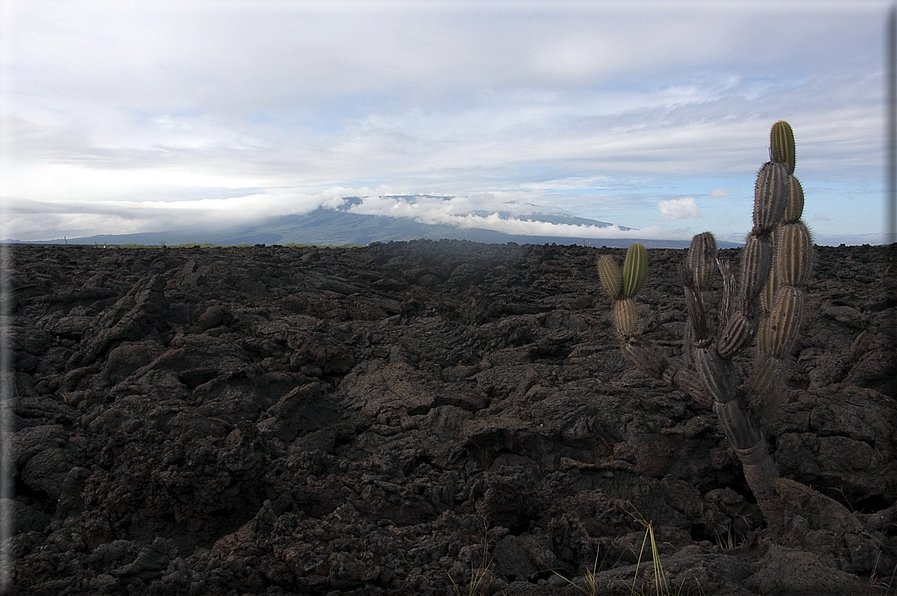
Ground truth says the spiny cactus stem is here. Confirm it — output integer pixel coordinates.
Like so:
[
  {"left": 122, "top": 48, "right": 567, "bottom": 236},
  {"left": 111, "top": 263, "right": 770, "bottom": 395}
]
[
  {"left": 613, "top": 297, "right": 639, "bottom": 339},
  {"left": 717, "top": 312, "right": 756, "bottom": 360},
  {"left": 760, "top": 264, "right": 779, "bottom": 314},
  {"left": 694, "top": 347, "right": 738, "bottom": 405},
  {"left": 597, "top": 254, "right": 623, "bottom": 300},
  {"left": 769, "top": 120, "right": 796, "bottom": 175},
  {"left": 622, "top": 340, "right": 669, "bottom": 380},
  {"left": 683, "top": 283, "right": 710, "bottom": 342},
  {"left": 784, "top": 176, "right": 805, "bottom": 223},
  {"left": 688, "top": 232, "right": 718, "bottom": 290},
  {"left": 713, "top": 399, "right": 762, "bottom": 449},
  {"left": 620, "top": 341, "right": 712, "bottom": 408},
  {"left": 717, "top": 257, "right": 736, "bottom": 330},
  {"left": 622, "top": 242, "right": 648, "bottom": 298},
  {"left": 684, "top": 318, "right": 696, "bottom": 363},
  {"left": 736, "top": 443, "right": 784, "bottom": 533},
  {"left": 751, "top": 354, "right": 785, "bottom": 396},
  {"left": 671, "top": 368, "right": 713, "bottom": 408},
  {"left": 753, "top": 162, "right": 789, "bottom": 232},
  {"left": 758, "top": 286, "right": 804, "bottom": 359},
  {"left": 740, "top": 232, "right": 774, "bottom": 308},
  {"left": 775, "top": 222, "right": 812, "bottom": 287}
]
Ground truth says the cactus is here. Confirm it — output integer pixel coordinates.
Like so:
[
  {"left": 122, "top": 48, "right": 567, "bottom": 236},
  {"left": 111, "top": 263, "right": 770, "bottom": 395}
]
[{"left": 596, "top": 121, "right": 813, "bottom": 535}]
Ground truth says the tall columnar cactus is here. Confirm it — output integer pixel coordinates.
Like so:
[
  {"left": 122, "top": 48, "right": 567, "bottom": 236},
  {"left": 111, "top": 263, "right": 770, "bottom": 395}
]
[{"left": 597, "top": 121, "right": 813, "bottom": 535}]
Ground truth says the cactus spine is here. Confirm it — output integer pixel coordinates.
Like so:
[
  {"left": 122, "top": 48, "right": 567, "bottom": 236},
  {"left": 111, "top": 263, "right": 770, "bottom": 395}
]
[{"left": 597, "top": 121, "right": 814, "bottom": 536}]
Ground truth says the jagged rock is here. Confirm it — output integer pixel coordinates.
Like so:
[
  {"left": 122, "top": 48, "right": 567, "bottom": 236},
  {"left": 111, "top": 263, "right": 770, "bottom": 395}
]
[{"left": 7, "top": 241, "right": 896, "bottom": 595}]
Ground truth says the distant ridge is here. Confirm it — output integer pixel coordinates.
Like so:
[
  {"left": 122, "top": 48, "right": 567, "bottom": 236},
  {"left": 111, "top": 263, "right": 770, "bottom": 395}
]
[{"left": 6, "top": 202, "right": 742, "bottom": 249}]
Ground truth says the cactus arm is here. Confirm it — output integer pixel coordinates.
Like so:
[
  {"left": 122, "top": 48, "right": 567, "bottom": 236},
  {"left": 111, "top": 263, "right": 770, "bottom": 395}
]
[
  {"left": 760, "top": 261, "right": 779, "bottom": 313},
  {"left": 752, "top": 227, "right": 812, "bottom": 396},
  {"left": 783, "top": 176, "right": 804, "bottom": 223},
  {"left": 694, "top": 347, "right": 737, "bottom": 406},
  {"left": 739, "top": 233, "right": 774, "bottom": 310},
  {"left": 757, "top": 287, "right": 804, "bottom": 359},
  {"left": 717, "top": 257, "right": 736, "bottom": 334},
  {"left": 687, "top": 232, "right": 717, "bottom": 290},
  {"left": 597, "top": 255, "right": 623, "bottom": 300},
  {"left": 621, "top": 242, "right": 647, "bottom": 298},
  {"left": 682, "top": 233, "right": 720, "bottom": 368},
  {"left": 683, "top": 282, "right": 710, "bottom": 345},
  {"left": 671, "top": 368, "right": 712, "bottom": 407},
  {"left": 770, "top": 120, "right": 796, "bottom": 174},
  {"left": 776, "top": 223, "right": 813, "bottom": 287},
  {"left": 753, "top": 162, "right": 790, "bottom": 232},
  {"left": 717, "top": 312, "right": 756, "bottom": 360}
]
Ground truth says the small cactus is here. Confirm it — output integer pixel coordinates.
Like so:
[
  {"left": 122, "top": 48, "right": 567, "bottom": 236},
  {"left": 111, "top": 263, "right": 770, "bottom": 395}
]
[{"left": 597, "top": 121, "right": 813, "bottom": 535}]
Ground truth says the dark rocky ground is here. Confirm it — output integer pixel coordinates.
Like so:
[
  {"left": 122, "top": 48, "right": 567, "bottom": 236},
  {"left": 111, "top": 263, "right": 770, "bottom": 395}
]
[{"left": 6, "top": 240, "right": 897, "bottom": 595}]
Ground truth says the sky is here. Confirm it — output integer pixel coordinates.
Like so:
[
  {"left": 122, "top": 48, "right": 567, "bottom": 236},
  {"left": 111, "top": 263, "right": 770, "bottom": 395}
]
[{"left": 0, "top": 0, "right": 893, "bottom": 245}]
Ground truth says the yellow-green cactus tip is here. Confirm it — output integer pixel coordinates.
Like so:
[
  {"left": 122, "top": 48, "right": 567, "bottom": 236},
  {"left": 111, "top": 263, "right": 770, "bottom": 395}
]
[
  {"left": 770, "top": 120, "right": 796, "bottom": 175},
  {"left": 622, "top": 242, "right": 647, "bottom": 298}
]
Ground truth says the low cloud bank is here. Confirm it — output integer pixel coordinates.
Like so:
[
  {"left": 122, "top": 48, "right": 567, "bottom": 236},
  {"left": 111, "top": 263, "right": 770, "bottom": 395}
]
[
  {"left": 5, "top": 191, "right": 697, "bottom": 243},
  {"left": 342, "top": 195, "right": 694, "bottom": 241},
  {"left": 4, "top": 192, "right": 883, "bottom": 246}
]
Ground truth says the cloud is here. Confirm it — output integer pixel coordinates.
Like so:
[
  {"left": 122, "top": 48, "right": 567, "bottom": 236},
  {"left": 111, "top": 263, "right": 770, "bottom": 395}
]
[
  {"left": 448, "top": 215, "right": 680, "bottom": 241},
  {"left": 340, "top": 193, "right": 692, "bottom": 240},
  {"left": 2, "top": 188, "right": 354, "bottom": 241},
  {"left": 710, "top": 189, "right": 730, "bottom": 198},
  {"left": 3, "top": 190, "right": 701, "bottom": 243},
  {"left": 658, "top": 197, "right": 701, "bottom": 220},
  {"left": 1, "top": 2, "right": 887, "bottom": 244},
  {"left": 339, "top": 194, "right": 693, "bottom": 240}
]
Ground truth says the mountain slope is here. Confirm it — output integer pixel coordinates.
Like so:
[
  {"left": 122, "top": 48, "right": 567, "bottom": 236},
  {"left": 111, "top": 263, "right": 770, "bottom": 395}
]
[{"left": 9, "top": 206, "right": 740, "bottom": 248}]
